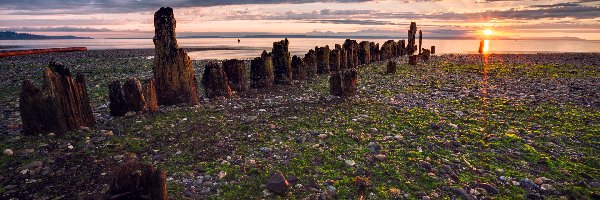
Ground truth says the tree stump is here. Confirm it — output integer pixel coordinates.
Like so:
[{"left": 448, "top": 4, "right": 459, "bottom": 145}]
[
  {"left": 152, "top": 7, "right": 200, "bottom": 106},
  {"left": 370, "top": 42, "right": 379, "bottom": 63},
  {"left": 304, "top": 50, "right": 317, "bottom": 77},
  {"left": 108, "top": 77, "right": 158, "bottom": 117},
  {"left": 291, "top": 55, "right": 307, "bottom": 80},
  {"left": 407, "top": 22, "right": 417, "bottom": 55},
  {"left": 409, "top": 55, "right": 418, "bottom": 65},
  {"left": 272, "top": 38, "right": 293, "bottom": 85},
  {"left": 329, "top": 49, "right": 341, "bottom": 72},
  {"left": 108, "top": 160, "right": 167, "bottom": 200},
  {"left": 202, "top": 62, "right": 232, "bottom": 98},
  {"left": 250, "top": 50, "right": 274, "bottom": 89},
  {"left": 329, "top": 68, "right": 358, "bottom": 97},
  {"left": 358, "top": 41, "right": 371, "bottom": 65},
  {"left": 223, "top": 59, "right": 248, "bottom": 92},
  {"left": 386, "top": 61, "right": 397, "bottom": 74},
  {"left": 19, "top": 61, "right": 95, "bottom": 134},
  {"left": 316, "top": 46, "right": 330, "bottom": 74}
]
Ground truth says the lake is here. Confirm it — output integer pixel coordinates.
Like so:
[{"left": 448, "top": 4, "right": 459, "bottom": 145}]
[{"left": 1, "top": 38, "right": 599, "bottom": 60}]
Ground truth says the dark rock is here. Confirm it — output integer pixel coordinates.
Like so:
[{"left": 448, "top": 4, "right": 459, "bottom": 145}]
[
  {"left": 476, "top": 183, "right": 499, "bottom": 194},
  {"left": 108, "top": 160, "right": 167, "bottom": 200},
  {"left": 152, "top": 7, "right": 200, "bottom": 106},
  {"left": 272, "top": 38, "right": 292, "bottom": 84},
  {"left": 201, "top": 62, "right": 232, "bottom": 98},
  {"left": 525, "top": 193, "right": 544, "bottom": 200},
  {"left": 520, "top": 179, "right": 542, "bottom": 192},
  {"left": 422, "top": 162, "right": 433, "bottom": 171},
  {"left": 19, "top": 61, "right": 95, "bottom": 134},
  {"left": 450, "top": 188, "right": 474, "bottom": 200},
  {"left": 250, "top": 50, "right": 274, "bottom": 89},
  {"left": 316, "top": 46, "right": 331, "bottom": 74},
  {"left": 329, "top": 68, "right": 358, "bottom": 97},
  {"left": 304, "top": 49, "right": 318, "bottom": 77},
  {"left": 291, "top": 55, "right": 307, "bottom": 80},
  {"left": 223, "top": 59, "right": 248, "bottom": 92},
  {"left": 266, "top": 172, "right": 289, "bottom": 195},
  {"left": 386, "top": 61, "right": 397, "bottom": 74}
]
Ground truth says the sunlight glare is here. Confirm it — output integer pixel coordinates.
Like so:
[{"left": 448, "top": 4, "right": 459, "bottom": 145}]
[{"left": 484, "top": 29, "right": 493, "bottom": 36}]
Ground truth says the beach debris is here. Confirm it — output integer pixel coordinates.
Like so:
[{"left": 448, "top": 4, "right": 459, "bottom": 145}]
[
  {"left": 291, "top": 55, "right": 307, "bottom": 80},
  {"left": 20, "top": 61, "right": 95, "bottom": 134},
  {"left": 386, "top": 61, "right": 397, "bottom": 74},
  {"left": 202, "top": 62, "right": 232, "bottom": 98},
  {"left": 266, "top": 172, "right": 290, "bottom": 195},
  {"left": 407, "top": 22, "right": 418, "bottom": 55},
  {"left": 250, "top": 50, "right": 274, "bottom": 89},
  {"left": 316, "top": 45, "right": 331, "bottom": 74},
  {"left": 409, "top": 55, "right": 418, "bottom": 65},
  {"left": 303, "top": 49, "right": 318, "bottom": 77},
  {"left": 108, "top": 77, "right": 158, "bottom": 116},
  {"left": 358, "top": 41, "right": 371, "bottom": 65},
  {"left": 329, "top": 49, "right": 341, "bottom": 72},
  {"left": 223, "top": 59, "right": 248, "bottom": 92},
  {"left": 343, "top": 39, "right": 359, "bottom": 68},
  {"left": 329, "top": 68, "right": 359, "bottom": 97},
  {"left": 152, "top": 7, "right": 200, "bottom": 106},
  {"left": 272, "top": 38, "right": 293, "bottom": 85},
  {"left": 108, "top": 160, "right": 167, "bottom": 200}
]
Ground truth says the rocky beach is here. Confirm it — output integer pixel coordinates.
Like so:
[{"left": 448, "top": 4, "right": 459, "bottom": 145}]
[{"left": 0, "top": 49, "right": 598, "bottom": 199}]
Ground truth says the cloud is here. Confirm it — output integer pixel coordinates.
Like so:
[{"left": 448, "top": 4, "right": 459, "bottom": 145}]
[
  {"left": 0, "top": 26, "right": 115, "bottom": 32},
  {"left": 0, "top": 0, "right": 373, "bottom": 14}
]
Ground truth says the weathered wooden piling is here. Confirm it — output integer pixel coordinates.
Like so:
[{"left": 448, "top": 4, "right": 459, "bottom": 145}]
[
  {"left": 272, "top": 38, "right": 293, "bottom": 84},
  {"left": 250, "top": 51, "right": 274, "bottom": 89},
  {"left": 304, "top": 50, "right": 318, "bottom": 77},
  {"left": 329, "top": 68, "right": 358, "bottom": 97},
  {"left": 223, "top": 59, "right": 248, "bottom": 92},
  {"left": 316, "top": 46, "right": 330, "bottom": 74},
  {"left": 201, "top": 62, "right": 232, "bottom": 98},
  {"left": 291, "top": 55, "right": 307, "bottom": 80}
]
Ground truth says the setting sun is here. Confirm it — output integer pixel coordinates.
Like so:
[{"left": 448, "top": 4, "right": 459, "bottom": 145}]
[{"left": 483, "top": 29, "right": 493, "bottom": 36}]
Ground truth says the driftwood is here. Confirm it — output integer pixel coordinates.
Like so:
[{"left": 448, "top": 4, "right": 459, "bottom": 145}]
[
  {"left": 152, "top": 7, "right": 200, "bottom": 106},
  {"left": 19, "top": 61, "right": 95, "bottom": 134}
]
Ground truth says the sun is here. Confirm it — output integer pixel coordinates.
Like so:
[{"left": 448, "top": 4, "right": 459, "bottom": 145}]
[{"left": 483, "top": 29, "right": 493, "bottom": 36}]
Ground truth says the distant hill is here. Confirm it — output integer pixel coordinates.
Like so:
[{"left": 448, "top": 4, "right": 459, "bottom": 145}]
[{"left": 0, "top": 31, "right": 92, "bottom": 40}]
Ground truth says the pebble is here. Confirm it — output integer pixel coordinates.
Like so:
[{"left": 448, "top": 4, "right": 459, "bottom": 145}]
[
  {"left": 4, "top": 149, "right": 13, "bottom": 156},
  {"left": 541, "top": 184, "right": 554, "bottom": 191},
  {"left": 4, "top": 185, "right": 17, "bottom": 190},
  {"left": 345, "top": 160, "right": 356, "bottom": 167},
  {"left": 394, "top": 135, "right": 403, "bottom": 140},
  {"left": 590, "top": 181, "right": 600, "bottom": 188},
  {"left": 519, "top": 178, "right": 542, "bottom": 192},
  {"left": 422, "top": 196, "right": 431, "bottom": 200},
  {"left": 318, "top": 134, "right": 327, "bottom": 139},
  {"left": 259, "top": 147, "right": 272, "bottom": 153},
  {"left": 375, "top": 154, "right": 387, "bottom": 161},
  {"left": 218, "top": 171, "right": 227, "bottom": 179},
  {"left": 534, "top": 177, "right": 543, "bottom": 185},
  {"left": 124, "top": 111, "right": 136, "bottom": 117},
  {"left": 326, "top": 185, "right": 336, "bottom": 191}
]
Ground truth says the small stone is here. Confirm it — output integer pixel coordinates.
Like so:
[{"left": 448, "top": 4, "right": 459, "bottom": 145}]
[
  {"left": 534, "top": 177, "right": 543, "bottom": 185},
  {"left": 476, "top": 183, "right": 499, "bottom": 194},
  {"left": 346, "top": 128, "right": 355, "bottom": 134},
  {"left": 4, "top": 185, "right": 17, "bottom": 190},
  {"left": 450, "top": 188, "right": 474, "bottom": 200},
  {"left": 259, "top": 147, "right": 272, "bottom": 153},
  {"left": 102, "top": 130, "right": 114, "bottom": 136},
  {"left": 266, "top": 172, "right": 289, "bottom": 195},
  {"left": 519, "top": 178, "right": 542, "bottom": 192},
  {"left": 67, "top": 144, "right": 74, "bottom": 150},
  {"left": 422, "top": 196, "right": 431, "bottom": 200},
  {"left": 370, "top": 128, "right": 378, "bottom": 132},
  {"left": 590, "top": 182, "right": 600, "bottom": 188},
  {"left": 541, "top": 184, "right": 554, "bottom": 191},
  {"left": 375, "top": 154, "right": 387, "bottom": 161},
  {"left": 318, "top": 134, "right": 327, "bottom": 139},
  {"left": 218, "top": 171, "right": 227, "bottom": 179},
  {"left": 4, "top": 149, "right": 13, "bottom": 156},
  {"left": 80, "top": 126, "right": 91, "bottom": 132},
  {"left": 448, "top": 123, "right": 458, "bottom": 129},
  {"left": 345, "top": 160, "right": 356, "bottom": 167},
  {"left": 326, "top": 185, "right": 336, "bottom": 191},
  {"left": 124, "top": 111, "right": 136, "bottom": 117},
  {"left": 422, "top": 162, "right": 433, "bottom": 171}
]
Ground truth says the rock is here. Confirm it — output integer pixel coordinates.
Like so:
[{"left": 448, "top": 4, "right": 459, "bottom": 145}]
[
  {"left": 4, "top": 149, "right": 13, "bottom": 156},
  {"left": 520, "top": 178, "right": 542, "bottom": 192},
  {"left": 329, "top": 68, "right": 358, "bottom": 97},
  {"left": 534, "top": 177, "right": 543, "bottom": 185},
  {"left": 476, "top": 183, "right": 499, "bottom": 194},
  {"left": 223, "top": 59, "right": 248, "bottom": 92},
  {"left": 291, "top": 55, "right": 307, "bottom": 80},
  {"left": 152, "top": 7, "right": 200, "bottom": 106},
  {"left": 19, "top": 161, "right": 43, "bottom": 171},
  {"left": 4, "top": 185, "right": 17, "bottom": 190},
  {"left": 250, "top": 50, "right": 274, "bottom": 89},
  {"left": 259, "top": 147, "right": 272, "bottom": 154},
  {"left": 201, "top": 62, "right": 232, "bottom": 98},
  {"left": 345, "top": 160, "right": 356, "bottom": 167},
  {"left": 326, "top": 185, "right": 336, "bottom": 191},
  {"left": 272, "top": 38, "right": 293, "bottom": 84},
  {"left": 525, "top": 193, "right": 543, "bottom": 200},
  {"left": 422, "top": 196, "right": 431, "bottom": 200},
  {"left": 124, "top": 111, "right": 136, "bottom": 118},
  {"left": 108, "top": 160, "right": 167, "bottom": 200},
  {"left": 422, "top": 162, "right": 433, "bottom": 171},
  {"left": 541, "top": 184, "right": 554, "bottom": 191},
  {"left": 19, "top": 61, "right": 95, "bottom": 134},
  {"left": 266, "top": 172, "right": 289, "bottom": 195},
  {"left": 375, "top": 154, "right": 387, "bottom": 161},
  {"left": 318, "top": 134, "right": 327, "bottom": 139},
  {"left": 386, "top": 61, "right": 397, "bottom": 74},
  {"left": 590, "top": 181, "right": 600, "bottom": 188},
  {"left": 304, "top": 49, "right": 318, "bottom": 77},
  {"left": 450, "top": 188, "right": 474, "bottom": 200},
  {"left": 217, "top": 171, "right": 227, "bottom": 179},
  {"left": 316, "top": 46, "right": 331, "bottom": 74}
]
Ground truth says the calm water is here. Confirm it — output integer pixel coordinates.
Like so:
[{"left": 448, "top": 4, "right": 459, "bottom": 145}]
[{"left": 1, "top": 38, "right": 599, "bottom": 60}]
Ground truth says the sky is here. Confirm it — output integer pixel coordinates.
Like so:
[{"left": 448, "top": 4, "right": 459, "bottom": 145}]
[{"left": 0, "top": 0, "right": 599, "bottom": 40}]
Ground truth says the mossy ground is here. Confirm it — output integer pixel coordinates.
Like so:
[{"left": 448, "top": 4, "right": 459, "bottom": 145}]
[{"left": 0, "top": 52, "right": 598, "bottom": 199}]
